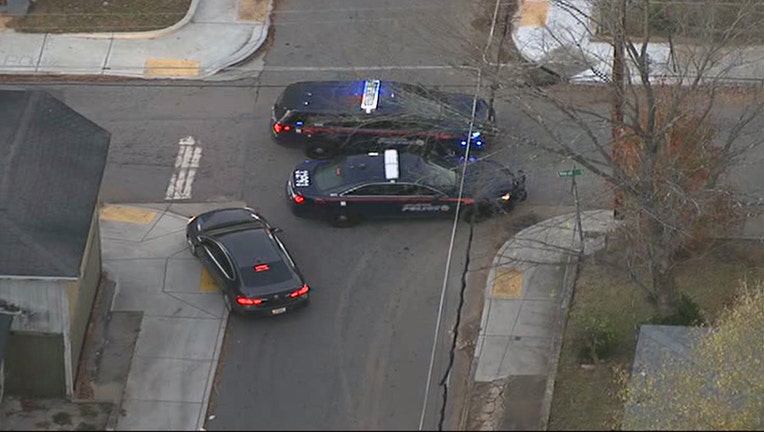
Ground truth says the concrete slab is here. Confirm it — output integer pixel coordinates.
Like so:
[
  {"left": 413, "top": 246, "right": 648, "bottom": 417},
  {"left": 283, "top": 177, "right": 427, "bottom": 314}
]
[
  {"left": 164, "top": 258, "right": 205, "bottom": 293},
  {"left": 116, "top": 292, "right": 221, "bottom": 318},
  {"left": 143, "top": 212, "right": 190, "bottom": 240},
  {"left": 523, "top": 264, "right": 566, "bottom": 300},
  {"left": 107, "top": 259, "right": 166, "bottom": 300},
  {"left": 482, "top": 299, "right": 521, "bottom": 336},
  {"left": 37, "top": 37, "right": 112, "bottom": 75},
  {"left": 105, "top": 23, "right": 253, "bottom": 77},
  {"left": 124, "top": 357, "right": 209, "bottom": 403},
  {"left": 102, "top": 233, "right": 187, "bottom": 260},
  {"left": 193, "top": 0, "right": 239, "bottom": 22},
  {"left": 500, "top": 336, "right": 552, "bottom": 376},
  {"left": 512, "top": 301, "right": 558, "bottom": 338},
  {"left": 171, "top": 293, "right": 226, "bottom": 318},
  {"left": 0, "top": 32, "right": 46, "bottom": 74},
  {"left": 474, "top": 335, "right": 513, "bottom": 382},
  {"left": 100, "top": 219, "right": 157, "bottom": 243},
  {"left": 117, "top": 400, "right": 200, "bottom": 431},
  {"left": 133, "top": 316, "right": 220, "bottom": 361}
]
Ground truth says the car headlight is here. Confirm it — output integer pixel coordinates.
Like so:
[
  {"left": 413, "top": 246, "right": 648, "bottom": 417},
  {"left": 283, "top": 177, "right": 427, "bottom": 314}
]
[{"left": 501, "top": 193, "right": 511, "bottom": 201}]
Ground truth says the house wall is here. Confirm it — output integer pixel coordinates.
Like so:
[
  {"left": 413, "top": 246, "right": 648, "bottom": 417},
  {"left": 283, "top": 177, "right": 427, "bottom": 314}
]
[
  {"left": 0, "top": 0, "right": 31, "bottom": 16},
  {"left": 66, "top": 212, "right": 102, "bottom": 391},
  {"left": 0, "top": 278, "right": 71, "bottom": 397}
]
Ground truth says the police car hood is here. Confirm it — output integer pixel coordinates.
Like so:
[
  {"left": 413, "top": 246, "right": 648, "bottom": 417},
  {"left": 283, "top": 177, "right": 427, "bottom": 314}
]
[
  {"left": 461, "top": 160, "right": 518, "bottom": 199},
  {"left": 441, "top": 93, "right": 492, "bottom": 123}
]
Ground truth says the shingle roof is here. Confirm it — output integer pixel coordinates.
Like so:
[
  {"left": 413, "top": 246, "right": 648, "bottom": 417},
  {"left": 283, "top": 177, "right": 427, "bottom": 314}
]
[{"left": 0, "top": 90, "right": 110, "bottom": 278}]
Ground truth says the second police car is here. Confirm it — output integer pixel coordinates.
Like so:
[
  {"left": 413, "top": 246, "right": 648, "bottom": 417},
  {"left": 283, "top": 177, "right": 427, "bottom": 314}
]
[
  {"left": 286, "top": 149, "right": 527, "bottom": 227},
  {"left": 271, "top": 79, "right": 496, "bottom": 160}
]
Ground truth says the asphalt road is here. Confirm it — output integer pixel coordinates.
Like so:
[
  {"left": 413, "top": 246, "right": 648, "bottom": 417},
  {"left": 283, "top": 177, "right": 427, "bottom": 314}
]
[{"left": 1, "top": 0, "right": 758, "bottom": 429}]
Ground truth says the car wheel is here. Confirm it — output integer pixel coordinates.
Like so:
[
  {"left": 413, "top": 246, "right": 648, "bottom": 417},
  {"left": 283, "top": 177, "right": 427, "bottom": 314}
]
[
  {"left": 518, "top": 189, "right": 528, "bottom": 202},
  {"left": 461, "top": 205, "right": 489, "bottom": 223},
  {"left": 306, "top": 143, "right": 337, "bottom": 160},
  {"left": 329, "top": 211, "right": 361, "bottom": 228}
]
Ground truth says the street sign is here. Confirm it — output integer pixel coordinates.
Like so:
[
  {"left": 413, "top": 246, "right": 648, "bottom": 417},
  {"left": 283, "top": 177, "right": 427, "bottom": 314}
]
[{"left": 558, "top": 169, "right": 583, "bottom": 177}]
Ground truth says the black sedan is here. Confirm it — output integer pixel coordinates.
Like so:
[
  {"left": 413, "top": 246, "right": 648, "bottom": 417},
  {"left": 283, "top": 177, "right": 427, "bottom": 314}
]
[
  {"left": 286, "top": 149, "right": 527, "bottom": 227},
  {"left": 185, "top": 207, "right": 310, "bottom": 315}
]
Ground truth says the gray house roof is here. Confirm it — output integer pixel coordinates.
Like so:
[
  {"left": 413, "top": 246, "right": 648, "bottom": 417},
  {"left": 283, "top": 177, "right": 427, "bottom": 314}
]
[
  {"left": 622, "top": 324, "right": 710, "bottom": 430},
  {"left": 0, "top": 90, "right": 110, "bottom": 278}
]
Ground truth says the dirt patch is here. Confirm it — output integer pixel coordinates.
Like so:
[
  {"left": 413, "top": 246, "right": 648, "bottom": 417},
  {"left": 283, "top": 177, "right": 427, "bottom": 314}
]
[
  {"left": 6, "top": 0, "right": 192, "bottom": 34},
  {"left": 237, "top": 0, "right": 269, "bottom": 23}
]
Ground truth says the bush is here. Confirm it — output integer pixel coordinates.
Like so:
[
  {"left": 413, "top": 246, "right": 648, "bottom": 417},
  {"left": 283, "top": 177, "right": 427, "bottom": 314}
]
[
  {"left": 577, "top": 315, "right": 617, "bottom": 364},
  {"left": 650, "top": 293, "right": 706, "bottom": 326}
]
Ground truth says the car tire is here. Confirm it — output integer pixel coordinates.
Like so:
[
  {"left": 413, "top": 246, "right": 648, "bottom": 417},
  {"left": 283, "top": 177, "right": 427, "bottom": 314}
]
[
  {"left": 518, "top": 189, "right": 528, "bottom": 202},
  {"left": 329, "top": 211, "right": 361, "bottom": 228},
  {"left": 305, "top": 143, "right": 337, "bottom": 160},
  {"left": 461, "top": 205, "right": 489, "bottom": 224}
]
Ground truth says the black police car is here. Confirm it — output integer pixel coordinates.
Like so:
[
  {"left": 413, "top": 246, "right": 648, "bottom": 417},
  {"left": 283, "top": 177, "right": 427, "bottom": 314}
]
[
  {"left": 186, "top": 207, "right": 310, "bottom": 315},
  {"left": 271, "top": 79, "right": 496, "bottom": 160},
  {"left": 286, "top": 149, "right": 526, "bottom": 227}
]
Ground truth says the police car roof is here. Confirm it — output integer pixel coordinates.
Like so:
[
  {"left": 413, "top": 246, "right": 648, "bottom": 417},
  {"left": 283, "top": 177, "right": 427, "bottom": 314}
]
[
  {"left": 279, "top": 80, "right": 435, "bottom": 115},
  {"left": 332, "top": 151, "right": 447, "bottom": 186}
]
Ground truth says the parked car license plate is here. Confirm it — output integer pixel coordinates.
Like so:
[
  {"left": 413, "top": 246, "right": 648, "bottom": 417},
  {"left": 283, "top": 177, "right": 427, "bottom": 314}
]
[{"left": 271, "top": 307, "right": 287, "bottom": 315}]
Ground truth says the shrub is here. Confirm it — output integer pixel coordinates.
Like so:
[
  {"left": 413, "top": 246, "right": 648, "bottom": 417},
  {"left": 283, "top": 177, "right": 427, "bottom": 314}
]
[
  {"left": 577, "top": 315, "right": 617, "bottom": 364},
  {"left": 650, "top": 293, "right": 706, "bottom": 326}
]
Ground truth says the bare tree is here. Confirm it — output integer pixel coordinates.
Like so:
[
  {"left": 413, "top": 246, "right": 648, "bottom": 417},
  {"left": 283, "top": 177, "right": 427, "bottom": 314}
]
[{"left": 447, "top": 0, "right": 764, "bottom": 318}]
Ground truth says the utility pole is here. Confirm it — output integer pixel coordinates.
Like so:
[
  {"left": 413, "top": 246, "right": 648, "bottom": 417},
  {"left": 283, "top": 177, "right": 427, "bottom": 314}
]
[
  {"left": 487, "top": 0, "right": 512, "bottom": 119},
  {"left": 611, "top": 0, "right": 627, "bottom": 220},
  {"left": 571, "top": 166, "right": 584, "bottom": 245},
  {"left": 558, "top": 167, "right": 585, "bottom": 245}
]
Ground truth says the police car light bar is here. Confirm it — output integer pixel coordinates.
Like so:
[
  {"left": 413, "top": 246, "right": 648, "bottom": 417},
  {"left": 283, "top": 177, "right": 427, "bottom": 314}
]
[
  {"left": 384, "top": 149, "right": 399, "bottom": 180},
  {"left": 361, "top": 80, "right": 381, "bottom": 114}
]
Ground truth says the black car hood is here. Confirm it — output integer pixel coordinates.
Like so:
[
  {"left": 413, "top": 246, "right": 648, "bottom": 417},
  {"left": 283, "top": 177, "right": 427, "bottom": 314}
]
[{"left": 462, "top": 160, "right": 519, "bottom": 199}]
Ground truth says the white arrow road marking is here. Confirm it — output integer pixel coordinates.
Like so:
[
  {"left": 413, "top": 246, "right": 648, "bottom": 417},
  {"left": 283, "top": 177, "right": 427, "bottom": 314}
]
[{"left": 165, "top": 136, "right": 202, "bottom": 200}]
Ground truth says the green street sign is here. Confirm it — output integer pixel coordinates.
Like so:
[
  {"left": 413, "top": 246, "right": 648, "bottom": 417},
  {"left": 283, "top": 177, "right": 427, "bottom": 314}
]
[{"left": 558, "top": 169, "right": 584, "bottom": 177}]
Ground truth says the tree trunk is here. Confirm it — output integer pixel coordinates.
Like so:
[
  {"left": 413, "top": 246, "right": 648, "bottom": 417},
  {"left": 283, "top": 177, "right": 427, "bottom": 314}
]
[{"left": 653, "top": 252, "right": 679, "bottom": 318}]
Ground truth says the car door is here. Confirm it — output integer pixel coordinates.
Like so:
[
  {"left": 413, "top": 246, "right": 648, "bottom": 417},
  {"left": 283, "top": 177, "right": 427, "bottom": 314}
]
[
  {"left": 200, "top": 240, "right": 237, "bottom": 295},
  {"left": 339, "top": 183, "right": 404, "bottom": 219},
  {"left": 396, "top": 183, "right": 457, "bottom": 218}
]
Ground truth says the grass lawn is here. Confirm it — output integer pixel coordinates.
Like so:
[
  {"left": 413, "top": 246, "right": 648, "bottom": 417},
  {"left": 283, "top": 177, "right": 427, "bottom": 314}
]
[
  {"left": 6, "top": 0, "right": 192, "bottom": 33},
  {"left": 547, "top": 238, "right": 764, "bottom": 430}
]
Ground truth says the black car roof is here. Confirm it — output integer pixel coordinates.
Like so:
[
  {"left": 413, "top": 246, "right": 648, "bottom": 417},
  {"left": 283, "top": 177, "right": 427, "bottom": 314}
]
[
  {"left": 197, "top": 208, "right": 265, "bottom": 232},
  {"left": 314, "top": 152, "right": 458, "bottom": 192},
  {"left": 216, "top": 228, "right": 300, "bottom": 288},
  {"left": 277, "top": 80, "right": 484, "bottom": 122}
]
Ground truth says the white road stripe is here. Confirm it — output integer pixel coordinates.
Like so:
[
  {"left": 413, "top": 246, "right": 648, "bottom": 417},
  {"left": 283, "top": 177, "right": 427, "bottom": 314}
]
[{"left": 165, "top": 136, "right": 202, "bottom": 201}]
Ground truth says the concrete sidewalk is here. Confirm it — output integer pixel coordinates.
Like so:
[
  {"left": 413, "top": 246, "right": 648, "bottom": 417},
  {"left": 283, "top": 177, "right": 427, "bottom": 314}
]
[
  {"left": 465, "top": 209, "right": 616, "bottom": 430},
  {"left": 99, "top": 202, "right": 244, "bottom": 431},
  {"left": 512, "top": 0, "right": 764, "bottom": 83},
  {"left": 0, "top": 0, "right": 271, "bottom": 79}
]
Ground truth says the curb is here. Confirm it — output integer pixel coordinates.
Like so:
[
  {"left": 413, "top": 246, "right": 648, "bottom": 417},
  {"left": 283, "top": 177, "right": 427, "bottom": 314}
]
[
  {"left": 198, "top": 1, "right": 272, "bottom": 79},
  {"left": 538, "top": 245, "right": 581, "bottom": 430},
  {"left": 64, "top": 0, "right": 201, "bottom": 40}
]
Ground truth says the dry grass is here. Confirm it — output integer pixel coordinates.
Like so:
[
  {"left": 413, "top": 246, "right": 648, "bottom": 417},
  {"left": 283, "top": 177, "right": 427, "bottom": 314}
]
[
  {"left": 547, "top": 239, "right": 764, "bottom": 430},
  {"left": 6, "top": 0, "right": 192, "bottom": 33}
]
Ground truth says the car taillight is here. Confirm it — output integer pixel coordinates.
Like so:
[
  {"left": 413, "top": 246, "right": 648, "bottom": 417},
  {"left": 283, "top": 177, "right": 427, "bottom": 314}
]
[
  {"left": 237, "top": 296, "right": 263, "bottom": 306},
  {"left": 284, "top": 125, "right": 291, "bottom": 132},
  {"left": 293, "top": 194, "right": 305, "bottom": 204},
  {"left": 435, "top": 133, "right": 453, "bottom": 140},
  {"left": 289, "top": 285, "right": 310, "bottom": 298},
  {"left": 273, "top": 122, "right": 283, "bottom": 134}
]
